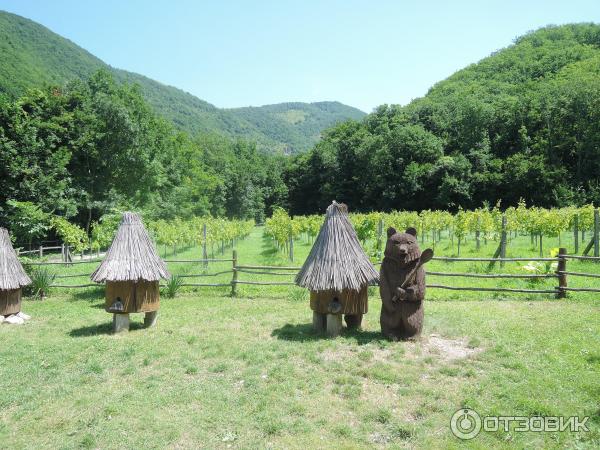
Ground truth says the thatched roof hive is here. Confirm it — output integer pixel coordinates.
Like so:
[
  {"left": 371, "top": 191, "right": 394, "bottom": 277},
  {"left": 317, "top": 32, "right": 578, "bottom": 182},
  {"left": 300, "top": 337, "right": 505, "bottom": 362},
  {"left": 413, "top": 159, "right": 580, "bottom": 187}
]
[
  {"left": 295, "top": 201, "right": 379, "bottom": 292},
  {"left": 91, "top": 212, "right": 170, "bottom": 283},
  {"left": 0, "top": 228, "right": 32, "bottom": 290}
]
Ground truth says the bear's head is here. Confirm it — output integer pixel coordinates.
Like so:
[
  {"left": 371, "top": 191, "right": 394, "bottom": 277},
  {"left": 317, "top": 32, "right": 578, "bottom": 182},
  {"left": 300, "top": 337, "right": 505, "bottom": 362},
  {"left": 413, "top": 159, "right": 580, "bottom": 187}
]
[{"left": 384, "top": 227, "right": 421, "bottom": 266}]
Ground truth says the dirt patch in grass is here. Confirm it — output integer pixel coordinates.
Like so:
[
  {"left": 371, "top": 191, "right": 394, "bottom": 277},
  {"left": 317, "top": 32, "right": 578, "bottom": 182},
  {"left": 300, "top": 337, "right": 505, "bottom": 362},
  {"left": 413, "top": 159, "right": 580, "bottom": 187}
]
[
  {"left": 415, "top": 334, "right": 481, "bottom": 361},
  {"left": 320, "top": 334, "right": 480, "bottom": 365}
]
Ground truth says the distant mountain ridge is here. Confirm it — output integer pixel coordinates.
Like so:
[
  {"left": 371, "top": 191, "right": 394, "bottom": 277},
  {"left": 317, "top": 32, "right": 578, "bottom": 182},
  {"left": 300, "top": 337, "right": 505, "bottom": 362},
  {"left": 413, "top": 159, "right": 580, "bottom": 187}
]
[{"left": 0, "top": 10, "right": 365, "bottom": 153}]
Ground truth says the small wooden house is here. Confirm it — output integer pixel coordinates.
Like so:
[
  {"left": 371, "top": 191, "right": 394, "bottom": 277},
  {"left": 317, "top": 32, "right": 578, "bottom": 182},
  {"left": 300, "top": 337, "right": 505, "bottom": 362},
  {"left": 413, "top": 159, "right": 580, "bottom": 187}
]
[
  {"left": 91, "top": 212, "right": 170, "bottom": 332},
  {"left": 0, "top": 227, "right": 32, "bottom": 317},
  {"left": 295, "top": 201, "right": 379, "bottom": 336}
]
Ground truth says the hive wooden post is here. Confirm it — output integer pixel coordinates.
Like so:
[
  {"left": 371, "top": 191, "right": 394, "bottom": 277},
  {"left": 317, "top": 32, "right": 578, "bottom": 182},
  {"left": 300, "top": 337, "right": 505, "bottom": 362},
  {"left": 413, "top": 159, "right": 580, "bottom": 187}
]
[
  {"left": 556, "top": 247, "right": 567, "bottom": 299},
  {"left": 326, "top": 314, "right": 343, "bottom": 337},
  {"left": 113, "top": 314, "right": 130, "bottom": 333},
  {"left": 231, "top": 250, "right": 238, "bottom": 297},
  {"left": 144, "top": 311, "right": 158, "bottom": 327},
  {"left": 312, "top": 311, "right": 326, "bottom": 332}
]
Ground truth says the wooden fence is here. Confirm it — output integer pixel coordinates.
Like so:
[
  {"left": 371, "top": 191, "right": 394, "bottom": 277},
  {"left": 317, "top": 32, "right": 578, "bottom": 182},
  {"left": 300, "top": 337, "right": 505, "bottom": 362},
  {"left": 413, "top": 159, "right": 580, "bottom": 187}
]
[
  {"left": 23, "top": 247, "right": 600, "bottom": 298},
  {"left": 17, "top": 243, "right": 106, "bottom": 262},
  {"left": 18, "top": 244, "right": 65, "bottom": 259},
  {"left": 231, "top": 248, "right": 600, "bottom": 298}
]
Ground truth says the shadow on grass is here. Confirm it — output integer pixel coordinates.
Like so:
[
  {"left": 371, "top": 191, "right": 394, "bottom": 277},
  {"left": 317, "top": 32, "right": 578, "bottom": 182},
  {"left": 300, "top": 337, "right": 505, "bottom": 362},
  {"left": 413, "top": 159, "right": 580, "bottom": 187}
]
[
  {"left": 260, "top": 235, "right": 280, "bottom": 260},
  {"left": 271, "top": 323, "right": 387, "bottom": 344},
  {"left": 68, "top": 288, "right": 103, "bottom": 300},
  {"left": 271, "top": 323, "right": 323, "bottom": 342},
  {"left": 69, "top": 321, "right": 146, "bottom": 337},
  {"left": 65, "top": 287, "right": 107, "bottom": 308}
]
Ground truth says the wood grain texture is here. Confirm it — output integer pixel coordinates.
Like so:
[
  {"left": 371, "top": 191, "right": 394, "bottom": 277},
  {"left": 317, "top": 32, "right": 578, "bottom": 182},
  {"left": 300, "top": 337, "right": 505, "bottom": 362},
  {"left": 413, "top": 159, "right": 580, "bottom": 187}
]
[
  {"left": 0, "top": 288, "right": 21, "bottom": 315},
  {"left": 309, "top": 286, "right": 368, "bottom": 315},
  {"left": 105, "top": 280, "right": 159, "bottom": 313}
]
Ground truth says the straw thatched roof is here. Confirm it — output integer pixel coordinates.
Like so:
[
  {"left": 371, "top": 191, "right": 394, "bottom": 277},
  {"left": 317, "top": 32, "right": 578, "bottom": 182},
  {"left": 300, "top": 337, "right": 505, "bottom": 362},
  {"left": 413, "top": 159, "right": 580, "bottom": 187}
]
[
  {"left": 91, "top": 212, "right": 170, "bottom": 282},
  {"left": 0, "top": 228, "right": 32, "bottom": 290},
  {"left": 295, "top": 201, "right": 379, "bottom": 292}
]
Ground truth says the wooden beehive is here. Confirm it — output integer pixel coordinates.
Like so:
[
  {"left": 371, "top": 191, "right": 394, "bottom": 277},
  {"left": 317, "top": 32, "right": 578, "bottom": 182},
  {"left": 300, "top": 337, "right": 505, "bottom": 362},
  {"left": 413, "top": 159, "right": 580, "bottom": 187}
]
[
  {"left": 309, "top": 286, "right": 368, "bottom": 315},
  {"left": 295, "top": 202, "right": 379, "bottom": 332},
  {"left": 0, "top": 288, "right": 22, "bottom": 316},
  {"left": 105, "top": 280, "right": 160, "bottom": 313}
]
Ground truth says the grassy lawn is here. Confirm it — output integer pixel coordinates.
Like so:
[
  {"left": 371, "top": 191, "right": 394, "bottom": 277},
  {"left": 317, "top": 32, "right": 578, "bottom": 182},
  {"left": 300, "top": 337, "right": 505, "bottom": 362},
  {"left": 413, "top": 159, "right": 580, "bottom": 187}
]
[{"left": 1, "top": 228, "right": 599, "bottom": 449}]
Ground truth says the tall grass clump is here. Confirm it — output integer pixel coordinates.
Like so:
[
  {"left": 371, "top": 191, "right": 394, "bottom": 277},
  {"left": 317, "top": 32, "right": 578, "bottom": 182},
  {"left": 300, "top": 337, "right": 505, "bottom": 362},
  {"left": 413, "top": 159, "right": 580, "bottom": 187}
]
[
  {"left": 28, "top": 267, "right": 56, "bottom": 299},
  {"left": 164, "top": 275, "right": 183, "bottom": 298}
]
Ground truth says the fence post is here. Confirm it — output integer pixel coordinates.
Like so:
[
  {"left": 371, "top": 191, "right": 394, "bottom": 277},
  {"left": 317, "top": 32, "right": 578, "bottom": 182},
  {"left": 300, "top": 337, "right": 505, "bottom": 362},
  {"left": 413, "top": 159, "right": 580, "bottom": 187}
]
[
  {"left": 500, "top": 214, "right": 507, "bottom": 267},
  {"left": 556, "top": 247, "right": 567, "bottom": 298},
  {"left": 231, "top": 250, "right": 238, "bottom": 297},
  {"left": 377, "top": 218, "right": 384, "bottom": 257},
  {"left": 39, "top": 245, "right": 43, "bottom": 258},
  {"left": 202, "top": 223, "right": 208, "bottom": 268},
  {"left": 574, "top": 215, "right": 579, "bottom": 254},
  {"left": 289, "top": 233, "right": 294, "bottom": 262},
  {"left": 595, "top": 208, "right": 599, "bottom": 259}
]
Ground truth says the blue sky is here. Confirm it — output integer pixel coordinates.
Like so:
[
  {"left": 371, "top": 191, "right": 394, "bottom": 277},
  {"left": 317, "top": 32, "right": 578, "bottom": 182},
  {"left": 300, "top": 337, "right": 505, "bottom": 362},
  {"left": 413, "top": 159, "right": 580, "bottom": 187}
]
[{"left": 1, "top": 0, "right": 599, "bottom": 112}]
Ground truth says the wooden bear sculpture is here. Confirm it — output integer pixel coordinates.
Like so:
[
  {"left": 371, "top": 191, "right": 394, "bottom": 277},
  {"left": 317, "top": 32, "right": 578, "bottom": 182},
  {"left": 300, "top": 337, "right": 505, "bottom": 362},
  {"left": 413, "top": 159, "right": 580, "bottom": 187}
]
[{"left": 379, "top": 227, "right": 431, "bottom": 340}]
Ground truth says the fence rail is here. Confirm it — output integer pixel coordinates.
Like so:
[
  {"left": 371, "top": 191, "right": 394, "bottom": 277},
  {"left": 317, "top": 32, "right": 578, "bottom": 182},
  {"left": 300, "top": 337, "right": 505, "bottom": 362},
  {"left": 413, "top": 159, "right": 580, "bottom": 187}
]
[
  {"left": 426, "top": 285, "right": 558, "bottom": 294},
  {"left": 431, "top": 256, "right": 556, "bottom": 262},
  {"left": 427, "top": 271, "right": 557, "bottom": 279},
  {"left": 20, "top": 248, "right": 600, "bottom": 298}
]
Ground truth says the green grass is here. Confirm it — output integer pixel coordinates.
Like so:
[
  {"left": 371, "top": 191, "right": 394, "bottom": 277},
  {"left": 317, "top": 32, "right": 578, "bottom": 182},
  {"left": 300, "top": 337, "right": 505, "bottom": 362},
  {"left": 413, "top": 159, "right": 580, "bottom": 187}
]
[{"left": 1, "top": 227, "right": 599, "bottom": 448}]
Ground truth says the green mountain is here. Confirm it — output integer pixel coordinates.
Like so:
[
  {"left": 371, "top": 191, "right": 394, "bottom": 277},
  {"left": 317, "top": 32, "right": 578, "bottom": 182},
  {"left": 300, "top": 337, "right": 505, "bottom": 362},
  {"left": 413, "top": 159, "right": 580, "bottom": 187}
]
[
  {"left": 0, "top": 10, "right": 364, "bottom": 153},
  {"left": 286, "top": 23, "right": 600, "bottom": 214}
]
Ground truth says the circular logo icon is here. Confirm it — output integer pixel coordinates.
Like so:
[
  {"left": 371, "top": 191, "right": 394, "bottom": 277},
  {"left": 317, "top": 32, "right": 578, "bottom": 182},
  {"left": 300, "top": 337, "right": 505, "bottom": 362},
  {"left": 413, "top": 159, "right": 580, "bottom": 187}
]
[{"left": 450, "top": 408, "right": 482, "bottom": 440}]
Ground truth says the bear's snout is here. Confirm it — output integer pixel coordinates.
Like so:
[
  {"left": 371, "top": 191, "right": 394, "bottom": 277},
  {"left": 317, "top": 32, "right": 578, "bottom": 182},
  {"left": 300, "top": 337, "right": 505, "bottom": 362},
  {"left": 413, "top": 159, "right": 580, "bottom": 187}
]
[{"left": 397, "top": 244, "right": 408, "bottom": 255}]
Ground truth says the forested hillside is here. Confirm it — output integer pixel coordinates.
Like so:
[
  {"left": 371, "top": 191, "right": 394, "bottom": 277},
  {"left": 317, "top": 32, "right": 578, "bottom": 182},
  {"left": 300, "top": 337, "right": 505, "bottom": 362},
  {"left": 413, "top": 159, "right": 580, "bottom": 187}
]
[
  {"left": 0, "top": 10, "right": 364, "bottom": 153},
  {"left": 285, "top": 24, "right": 600, "bottom": 214},
  {"left": 0, "top": 71, "right": 288, "bottom": 235}
]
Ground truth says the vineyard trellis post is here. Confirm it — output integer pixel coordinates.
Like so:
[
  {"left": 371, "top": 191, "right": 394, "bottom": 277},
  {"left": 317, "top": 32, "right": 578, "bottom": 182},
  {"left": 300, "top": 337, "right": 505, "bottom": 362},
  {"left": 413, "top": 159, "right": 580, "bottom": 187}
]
[
  {"left": 574, "top": 215, "right": 579, "bottom": 254},
  {"left": 500, "top": 214, "right": 507, "bottom": 267},
  {"left": 595, "top": 208, "right": 599, "bottom": 260},
  {"left": 556, "top": 247, "right": 567, "bottom": 298},
  {"left": 231, "top": 250, "right": 238, "bottom": 296},
  {"left": 377, "top": 218, "right": 384, "bottom": 258},
  {"left": 487, "top": 214, "right": 507, "bottom": 270},
  {"left": 202, "top": 223, "right": 208, "bottom": 268}
]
